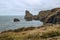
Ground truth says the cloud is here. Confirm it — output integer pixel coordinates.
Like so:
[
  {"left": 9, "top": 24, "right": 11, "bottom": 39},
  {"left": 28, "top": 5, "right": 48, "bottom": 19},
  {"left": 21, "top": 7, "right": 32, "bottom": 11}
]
[{"left": 0, "top": 0, "right": 60, "bottom": 15}]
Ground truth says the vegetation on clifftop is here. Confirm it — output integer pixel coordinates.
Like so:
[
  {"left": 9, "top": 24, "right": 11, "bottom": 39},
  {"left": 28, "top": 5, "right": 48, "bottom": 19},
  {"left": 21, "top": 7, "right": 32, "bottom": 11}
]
[{"left": 0, "top": 24, "right": 60, "bottom": 40}]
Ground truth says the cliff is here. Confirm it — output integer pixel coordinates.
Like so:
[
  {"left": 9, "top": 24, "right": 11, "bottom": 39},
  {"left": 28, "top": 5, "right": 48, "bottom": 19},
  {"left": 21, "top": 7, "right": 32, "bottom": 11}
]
[
  {"left": 24, "top": 10, "right": 33, "bottom": 21},
  {"left": 0, "top": 7, "right": 60, "bottom": 40},
  {"left": 24, "top": 7, "right": 60, "bottom": 24}
]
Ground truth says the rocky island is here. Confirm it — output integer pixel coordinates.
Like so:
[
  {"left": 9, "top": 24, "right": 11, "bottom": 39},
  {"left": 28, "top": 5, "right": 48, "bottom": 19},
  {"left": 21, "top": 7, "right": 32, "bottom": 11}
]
[{"left": 14, "top": 18, "right": 20, "bottom": 22}]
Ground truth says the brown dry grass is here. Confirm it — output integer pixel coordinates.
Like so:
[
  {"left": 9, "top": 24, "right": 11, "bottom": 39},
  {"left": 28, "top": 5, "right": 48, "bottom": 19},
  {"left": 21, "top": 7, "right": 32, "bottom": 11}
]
[{"left": 0, "top": 24, "right": 60, "bottom": 40}]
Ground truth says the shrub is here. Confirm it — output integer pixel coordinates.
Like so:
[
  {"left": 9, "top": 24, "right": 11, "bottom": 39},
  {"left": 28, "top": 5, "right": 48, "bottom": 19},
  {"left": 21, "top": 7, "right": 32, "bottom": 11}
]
[
  {"left": 40, "top": 30, "right": 60, "bottom": 38},
  {"left": 0, "top": 34, "right": 13, "bottom": 40}
]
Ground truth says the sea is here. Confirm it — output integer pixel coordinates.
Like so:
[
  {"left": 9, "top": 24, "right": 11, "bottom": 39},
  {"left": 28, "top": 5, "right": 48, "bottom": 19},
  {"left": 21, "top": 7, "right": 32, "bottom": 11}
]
[{"left": 0, "top": 16, "right": 43, "bottom": 32}]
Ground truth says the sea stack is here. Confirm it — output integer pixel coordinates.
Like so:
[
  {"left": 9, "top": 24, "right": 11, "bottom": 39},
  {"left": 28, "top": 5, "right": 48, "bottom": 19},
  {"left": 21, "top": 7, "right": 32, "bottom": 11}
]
[
  {"left": 24, "top": 10, "right": 33, "bottom": 21},
  {"left": 14, "top": 18, "right": 20, "bottom": 22}
]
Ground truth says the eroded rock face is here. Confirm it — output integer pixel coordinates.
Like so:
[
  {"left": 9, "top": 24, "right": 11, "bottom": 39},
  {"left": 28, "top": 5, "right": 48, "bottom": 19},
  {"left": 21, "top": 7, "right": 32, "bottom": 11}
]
[
  {"left": 51, "top": 8, "right": 60, "bottom": 12},
  {"left": 24, "top": 10, "right": 33, "bottom": 21},
  {"left": 38, "top": 10, "right": 51, "bottom": 22},
  {"left": 24, "top": 8, "right": 60, "bottom": 24},
  {"left": 33, "top": 15, "right": 39, "bottom": 20},
  {"left": 45, "top": 10, "right": 60, "bottom": 24}
]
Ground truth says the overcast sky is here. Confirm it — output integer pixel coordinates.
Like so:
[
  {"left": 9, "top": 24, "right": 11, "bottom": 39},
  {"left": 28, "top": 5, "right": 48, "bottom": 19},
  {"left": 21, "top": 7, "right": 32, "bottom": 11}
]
[{"left": 0, "top": 0, "right": 60, "bottom": 16}]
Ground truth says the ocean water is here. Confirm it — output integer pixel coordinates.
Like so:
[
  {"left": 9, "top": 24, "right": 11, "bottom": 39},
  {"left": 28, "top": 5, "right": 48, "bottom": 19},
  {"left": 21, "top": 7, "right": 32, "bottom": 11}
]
[{"left": 0, "top": 16, "right": 43, "bottom": 32}]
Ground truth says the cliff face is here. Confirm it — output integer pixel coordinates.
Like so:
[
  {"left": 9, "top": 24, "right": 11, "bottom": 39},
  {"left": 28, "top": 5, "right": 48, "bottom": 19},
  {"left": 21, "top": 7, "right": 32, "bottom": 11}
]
[
  {"left": 38, "top": 10, "right": 51, "bottom": 22},
  {"left": 45, "top": 9, "right": 60, "bottom": 24},
  {"left": 24, "top": 10, "right": 33, "bottom": 21},
  {"left": 24, "top": 7, "right": 60, "bottom": 24},
  {"left": 24, "top": 10, "right": 39, "bottom": 21},
  {"left": 33, "top": 15, "right": 39, "bottom": 20}
]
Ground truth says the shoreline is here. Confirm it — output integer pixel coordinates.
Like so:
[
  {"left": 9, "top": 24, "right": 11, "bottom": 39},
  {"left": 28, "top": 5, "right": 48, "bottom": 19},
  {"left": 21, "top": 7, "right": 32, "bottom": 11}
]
[
  {"left": 0, "top": 23, "right": 60, "bottom": 40},
  {"left": 0, "top": 23, "right": 59, "bottom": 33}
]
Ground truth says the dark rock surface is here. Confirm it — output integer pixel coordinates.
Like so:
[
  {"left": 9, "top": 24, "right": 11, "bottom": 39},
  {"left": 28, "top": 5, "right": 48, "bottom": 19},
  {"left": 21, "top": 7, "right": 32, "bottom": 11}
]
[
  {"left": 38, "top": 10, "right": 51, "bottom": 22},
  {"left": 24, "top": 10, "right": 33, "bottom": 21},
  {"left": 45, "top": 9, "right": 60, "bottom": 24},
  {"left": 33, "top": 15, "right": 39, "bottom": 20},
  {"left": 14, "top": 18, "right": 20, "bottom": 22}
]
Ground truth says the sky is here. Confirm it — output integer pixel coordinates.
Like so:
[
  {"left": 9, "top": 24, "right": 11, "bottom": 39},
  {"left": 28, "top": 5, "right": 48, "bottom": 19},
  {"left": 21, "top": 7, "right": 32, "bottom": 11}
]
[{"left": 0, "top": 0, "right": 60, "bottom": 16}]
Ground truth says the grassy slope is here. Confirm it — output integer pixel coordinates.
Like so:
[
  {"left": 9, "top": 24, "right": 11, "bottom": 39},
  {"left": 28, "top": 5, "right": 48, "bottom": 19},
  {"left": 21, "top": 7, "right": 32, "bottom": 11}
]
[{"left": 0, "top": 24, "right": 60, "bottom": 40}]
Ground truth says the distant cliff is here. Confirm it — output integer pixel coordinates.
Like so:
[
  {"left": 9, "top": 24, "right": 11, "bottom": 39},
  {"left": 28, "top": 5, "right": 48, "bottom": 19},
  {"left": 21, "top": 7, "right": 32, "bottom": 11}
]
[{"left": 24, "top": 7, "right": 60, "bottom": 24}]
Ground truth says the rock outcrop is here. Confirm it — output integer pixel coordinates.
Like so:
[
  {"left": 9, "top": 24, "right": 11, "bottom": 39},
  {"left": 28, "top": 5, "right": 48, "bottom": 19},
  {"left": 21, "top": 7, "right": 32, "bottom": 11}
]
[
  {"left": 38, "top": 10, "right": 51, "bottom": 22},
  {"left": 45, "top": 9, "right": 60, "bottom": 24},
  {"left": 33, "top": 15, "right": 39, "bottom": 20},
  {"left": 24, "top": 10, "right": 33, "bottom": 21},
  {"left": 24, "top": 7, "right": 60, "bottom": 24},
  {"left": 14, "top": 18, "right": 20, "bottom": 22}
]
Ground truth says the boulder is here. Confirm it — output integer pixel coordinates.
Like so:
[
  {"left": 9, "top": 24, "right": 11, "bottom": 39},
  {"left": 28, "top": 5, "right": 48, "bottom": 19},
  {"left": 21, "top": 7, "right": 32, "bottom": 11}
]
[{"left": 14, "top": 18, "right": 20, "bottom": 22}]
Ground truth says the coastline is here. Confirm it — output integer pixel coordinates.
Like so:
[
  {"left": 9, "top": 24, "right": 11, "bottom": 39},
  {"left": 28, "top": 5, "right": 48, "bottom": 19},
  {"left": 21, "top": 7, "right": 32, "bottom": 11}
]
[
  {"left": 0, "top": 7, "right": 60, "bottom": 40},
  {"left": 0, "top": 23, "right": 60, "bottom": 40}
]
